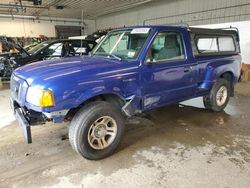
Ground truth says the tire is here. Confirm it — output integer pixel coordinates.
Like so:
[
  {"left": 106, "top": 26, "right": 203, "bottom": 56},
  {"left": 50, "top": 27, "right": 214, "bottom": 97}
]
[
  {"left": 203, "top": 78, "right": 230, "bottom": 112},
  {"left": 69, "top": 101, "right": 124, "bottom": 160}
]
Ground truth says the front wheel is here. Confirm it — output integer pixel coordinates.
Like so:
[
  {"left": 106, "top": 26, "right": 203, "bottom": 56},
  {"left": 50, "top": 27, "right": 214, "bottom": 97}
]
[
  {"left": 69, "top": 101, "right": 124, "bottom": 160},
  {"left": 203, "top": 78, "right": 230, "bottom": 112}
]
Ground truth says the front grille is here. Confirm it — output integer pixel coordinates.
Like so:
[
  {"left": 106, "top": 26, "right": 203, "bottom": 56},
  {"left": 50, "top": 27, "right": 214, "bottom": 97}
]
[{"left": 10, "top": 75, "right": 22, "bottom": 101}]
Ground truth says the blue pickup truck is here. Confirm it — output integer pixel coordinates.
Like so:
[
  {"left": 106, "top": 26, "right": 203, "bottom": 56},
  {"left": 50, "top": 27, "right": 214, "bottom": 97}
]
[{"left": 10, "top": 25, "right": 241, "bottom": 160}]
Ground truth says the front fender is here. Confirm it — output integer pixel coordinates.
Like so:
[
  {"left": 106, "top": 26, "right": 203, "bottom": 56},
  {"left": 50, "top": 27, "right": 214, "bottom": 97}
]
[{"left": 75, "top": 87, "right": 125, "bottom": 107}]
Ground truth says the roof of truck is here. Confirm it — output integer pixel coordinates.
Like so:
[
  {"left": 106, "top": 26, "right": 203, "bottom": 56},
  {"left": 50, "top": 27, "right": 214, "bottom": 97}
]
[
  {"left": 189, "top": 27, "right": 239, "bottom": 36},
  {"left": 113, "top": 25, "right": 188, "bottom": 31},
  {"left": 112, "top": 25, "right": 239, "bottom": 36}
]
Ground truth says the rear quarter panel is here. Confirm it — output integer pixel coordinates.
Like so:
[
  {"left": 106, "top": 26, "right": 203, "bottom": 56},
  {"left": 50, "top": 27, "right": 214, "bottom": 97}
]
[{"left": 196, "top": 54, "right": 241, "bottom": 93}]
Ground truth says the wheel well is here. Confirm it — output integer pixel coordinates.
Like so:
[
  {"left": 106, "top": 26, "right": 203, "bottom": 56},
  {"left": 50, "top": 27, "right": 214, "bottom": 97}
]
[
  {"left": 220, "top": 72, "right": 233, "bottom": 81},
  {"left": 89, "top": 94, "right": 125, "bottom": 108},
  {"left": 65, "top": 94, "right": 125, "bottom": 121},
  {"left": 220, "top": 71, "right": 234, "bottom": 96}
]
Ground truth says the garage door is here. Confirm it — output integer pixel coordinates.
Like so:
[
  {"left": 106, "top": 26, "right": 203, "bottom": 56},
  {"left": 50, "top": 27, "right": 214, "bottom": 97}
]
[{"left": 55, "top": 25, "right": 82, "bottom": 39}]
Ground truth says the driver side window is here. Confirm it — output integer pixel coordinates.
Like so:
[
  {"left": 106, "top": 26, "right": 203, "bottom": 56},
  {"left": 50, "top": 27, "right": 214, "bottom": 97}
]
[{"left": 146, "top": 31, "right": 185, "bottom": 63}]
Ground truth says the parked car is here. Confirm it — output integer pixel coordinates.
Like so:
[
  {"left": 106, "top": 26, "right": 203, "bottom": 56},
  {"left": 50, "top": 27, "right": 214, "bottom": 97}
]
[
  {"left": 85, "top": 30, "right": 108, "bottom": 43},
  {"left": 0, "top": 39, "right": 97, "bottom": 80},
  {"left": 68, "top": 36, "right": 87, "bottom": 40},
  {"left": 10, "top": 25, "right": 241, "bottom": 160}
]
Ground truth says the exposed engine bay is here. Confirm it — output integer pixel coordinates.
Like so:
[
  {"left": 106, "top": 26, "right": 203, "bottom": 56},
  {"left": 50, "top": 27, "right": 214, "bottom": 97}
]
[{"left": 0, "top": 57, "right": 18, "bottom": 80}]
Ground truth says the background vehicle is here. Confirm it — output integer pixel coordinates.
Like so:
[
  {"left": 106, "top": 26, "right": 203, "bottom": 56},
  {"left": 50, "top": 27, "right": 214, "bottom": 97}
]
[
  {"left": 0, "top": 39, "right": 96, "bottom": 80},
  {"left": 24, "top": 42, "right": 41, "bottom": 52},
  {"left": 68, "top": 36, "right": 87, "bottom": 40},
  {"left": 85, "top": 30, "right": 108, "bottom": 43},
  {"left": 10, "top": 25, "right": 241, "bottom": 160}
]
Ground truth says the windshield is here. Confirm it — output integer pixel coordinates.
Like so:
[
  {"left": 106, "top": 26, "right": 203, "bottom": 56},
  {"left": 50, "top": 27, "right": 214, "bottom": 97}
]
[
  {"left": 93, "top": 28, "right": 151, "bottom": 60},
  {"left": 28, "top": 41, "right": 50, "bottom": 55}
]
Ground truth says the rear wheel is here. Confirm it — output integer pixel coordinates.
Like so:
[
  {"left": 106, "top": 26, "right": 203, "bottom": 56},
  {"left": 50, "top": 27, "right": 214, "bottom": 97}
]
[
  {"left": 69, "top": 101, "right": 124, "bottom": 160},
  {"left": 203, "top": 78, "right": 230, "bottom": 112}
]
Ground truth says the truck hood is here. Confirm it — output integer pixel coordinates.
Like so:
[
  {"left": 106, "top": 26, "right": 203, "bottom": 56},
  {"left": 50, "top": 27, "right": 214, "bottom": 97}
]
[{"left": 14, "top": 56, "right": 131, "bottom": 85}]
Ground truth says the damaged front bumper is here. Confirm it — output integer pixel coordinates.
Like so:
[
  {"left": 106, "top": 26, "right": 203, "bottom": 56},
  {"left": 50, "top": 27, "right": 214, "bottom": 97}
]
[
  {"left": 15, "top": 107, "right": 32, "bottom": 143},
  {"left": 10, "top": 97, "right": 68, "bottom": 144},
  {"left": 10, "top": 97, "right": 32, "bottom": 143}
]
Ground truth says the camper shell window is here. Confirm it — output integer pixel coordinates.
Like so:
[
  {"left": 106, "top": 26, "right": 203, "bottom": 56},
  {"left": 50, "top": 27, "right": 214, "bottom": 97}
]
[
  {"left": 196, "top": 36, "right": 236, "bottom": 54},
  {"left": 190, "top": 27, "right": 240, "bottom": 57}
]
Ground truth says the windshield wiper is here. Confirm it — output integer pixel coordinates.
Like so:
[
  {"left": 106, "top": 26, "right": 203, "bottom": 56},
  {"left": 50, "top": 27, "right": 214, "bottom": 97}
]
[
  {"left": 106, "top": 54, "right": 122, "bottom": 61},
  {"left": 94, "top": 52, "right": 122, "bottom": 61}
]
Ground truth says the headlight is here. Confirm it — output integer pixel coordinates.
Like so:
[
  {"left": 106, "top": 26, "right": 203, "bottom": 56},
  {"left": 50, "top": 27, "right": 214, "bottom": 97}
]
[{"left": 26, "top": 87, "right": 55, "bottom": 107}]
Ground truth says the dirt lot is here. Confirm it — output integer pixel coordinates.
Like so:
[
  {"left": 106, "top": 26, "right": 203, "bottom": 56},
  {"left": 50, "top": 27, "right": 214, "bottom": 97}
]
[{"left": 0, "top": 83, "right": 250, "bottom": 188}]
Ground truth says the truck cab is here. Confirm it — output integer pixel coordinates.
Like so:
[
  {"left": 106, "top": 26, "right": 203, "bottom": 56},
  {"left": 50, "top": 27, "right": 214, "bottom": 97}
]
[{"left": 10, "top": 25, "right": 241, "bottom": 160}]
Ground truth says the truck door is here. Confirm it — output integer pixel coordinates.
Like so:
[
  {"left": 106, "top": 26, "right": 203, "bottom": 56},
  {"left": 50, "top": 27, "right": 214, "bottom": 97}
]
[{"left": 142, "top": 30, "right": 197, "bottom": 110}]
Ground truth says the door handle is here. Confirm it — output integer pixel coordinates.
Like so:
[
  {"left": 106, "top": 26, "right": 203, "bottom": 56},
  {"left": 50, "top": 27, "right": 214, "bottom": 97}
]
[{"left": 184, "top": 66, "right": 193, "bottom": 72}]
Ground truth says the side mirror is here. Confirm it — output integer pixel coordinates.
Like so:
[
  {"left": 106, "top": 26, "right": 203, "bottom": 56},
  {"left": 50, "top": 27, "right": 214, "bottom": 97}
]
[
  {"left": 145, "top": 48, "right": 155, "bottom": 64},
  {"left": 146, "top": 57, "right": 152, "bottom": 63},
  {"left": 145, "top": 57, "right": 156, "bottom": 65}
]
